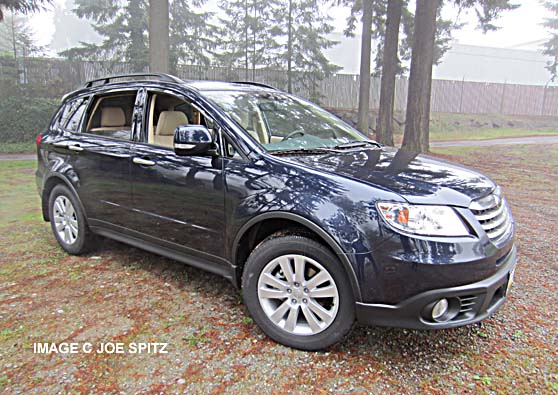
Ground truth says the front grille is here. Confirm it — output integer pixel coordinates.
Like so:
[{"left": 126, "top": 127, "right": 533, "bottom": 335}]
[{"left": 470, "top": 188, "right": 512, "bottom": 242}]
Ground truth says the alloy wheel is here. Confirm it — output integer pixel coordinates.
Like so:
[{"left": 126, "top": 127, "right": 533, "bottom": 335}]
[
  {"left": 257, "top": 254, "right": 339, "bottom": 335},
  {"left": 52, "top": 195, "right": 79, "bottom": 245}
]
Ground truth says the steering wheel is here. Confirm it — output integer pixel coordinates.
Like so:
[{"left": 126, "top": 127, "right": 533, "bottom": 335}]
[{"left": 281, "top": 129, "right": 305, "bottom": 142}]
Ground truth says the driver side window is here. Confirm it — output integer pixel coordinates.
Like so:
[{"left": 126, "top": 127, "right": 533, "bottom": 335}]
[{"left": 146, "top": 92, "right": 211, "bottom": 148}]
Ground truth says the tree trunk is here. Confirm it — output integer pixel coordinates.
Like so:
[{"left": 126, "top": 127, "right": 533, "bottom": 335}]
[
  {"left": 357, "top": 0, "right": 373, "bottom": 135},
  {"left": 149, "top": 0, "right": 169, "bottom": 73},
  {"left": 287, "top": 0, "right": 293, "bottom": 93},
  {"left": 244, "top": 0, "right": 249, "bottom": 80},
  {"left": 377, "top": 0, "right": 402, "bottom": 146},
  {"left": 401, "top": 0, "right": 439, "bottom": 153}
]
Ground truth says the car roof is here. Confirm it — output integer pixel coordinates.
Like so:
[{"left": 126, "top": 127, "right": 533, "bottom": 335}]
[
  {"left": 62, "top": 74, "right": 277, "bottom": 102},
  {"left": 184, "top": 80, "right": 276, "bottom": 92}
]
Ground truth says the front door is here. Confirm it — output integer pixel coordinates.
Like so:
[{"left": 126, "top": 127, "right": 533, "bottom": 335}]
[{"left": 129, "top": 90, "right": 226, "bottom": 261}]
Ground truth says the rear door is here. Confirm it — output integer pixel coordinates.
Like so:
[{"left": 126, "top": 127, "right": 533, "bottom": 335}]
[
  {"left": 129, "top": 89, "right": 226, "bottom": 261},
  {"left": 66, "top": 88, "right": 140, "bottom": 229}
]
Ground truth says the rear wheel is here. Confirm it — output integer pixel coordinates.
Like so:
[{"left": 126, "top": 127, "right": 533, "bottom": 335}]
[
  {"left": 48, "top": 184, "right": 95, "bottom": 255},
  {"left": 242, "top": 235, "right": 355, "bottom": 350}
]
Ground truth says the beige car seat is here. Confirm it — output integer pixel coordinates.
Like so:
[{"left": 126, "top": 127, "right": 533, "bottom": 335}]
[
  {"left": 154, "top": 111, "right": 189, "bottom": 147},
  {"left": 90, "top": 107, "right": 130, "bottom": 132}
]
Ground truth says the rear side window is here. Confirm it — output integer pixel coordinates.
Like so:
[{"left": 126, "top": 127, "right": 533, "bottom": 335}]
[
  {"left": 84, "top": 92, "right": 137, "bottom": 140},
  {"left": 52, "top": 97, "right": 89, "bottom": 132}
]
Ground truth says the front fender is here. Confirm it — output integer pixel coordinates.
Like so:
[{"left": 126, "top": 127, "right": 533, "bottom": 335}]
[{"left": 231, "top": 210, "right": 364, "bottom": 302}]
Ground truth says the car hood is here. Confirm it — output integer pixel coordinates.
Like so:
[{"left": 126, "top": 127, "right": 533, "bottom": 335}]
[{"left": 282, "top": 147, "right": 495, "bottom": 207}]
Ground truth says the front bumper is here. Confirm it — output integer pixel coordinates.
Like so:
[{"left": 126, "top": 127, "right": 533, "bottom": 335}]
[{"left": 355, "top": 245, "right": 517, "bottom": 329}]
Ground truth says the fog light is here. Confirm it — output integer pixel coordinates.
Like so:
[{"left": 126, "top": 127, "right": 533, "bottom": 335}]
[{"left": 432, "top": 298, "right": 449, "bottom": 320}]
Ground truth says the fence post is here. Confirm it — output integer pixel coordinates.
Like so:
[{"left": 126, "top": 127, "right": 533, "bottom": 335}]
[
  {"left": 541, "top": 83, "right": 548, "bottom": 116},
  {"left": 459, "top": 77, "right": 465, "bottom": 113},
  {"left": 499, "top": 81, "right": 507, "bottom": 114}
]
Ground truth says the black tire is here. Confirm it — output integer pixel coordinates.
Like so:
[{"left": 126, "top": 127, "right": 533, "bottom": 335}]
[
  {"left": 48, "top": 184, "right": 95, "bottom": 255},
  {"left": 242, "top": 235, "right": 355, "bottom": 351}
]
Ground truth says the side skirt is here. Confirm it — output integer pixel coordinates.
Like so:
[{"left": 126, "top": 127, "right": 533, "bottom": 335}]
[{"left": 90, "top": 225, "right": 235, "bottom": 282}]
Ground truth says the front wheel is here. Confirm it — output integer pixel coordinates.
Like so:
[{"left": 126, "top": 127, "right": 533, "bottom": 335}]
[
  {"left": 48, "top": 184, "right": 95, "bottom": 255},
  {"left": 242, "top": 235, "right": 355, "bottom": 350}
]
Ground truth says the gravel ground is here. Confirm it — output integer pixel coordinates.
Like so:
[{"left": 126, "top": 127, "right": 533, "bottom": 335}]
[{"left": 0, "top": 144, "right": 557, "bottom": 394}]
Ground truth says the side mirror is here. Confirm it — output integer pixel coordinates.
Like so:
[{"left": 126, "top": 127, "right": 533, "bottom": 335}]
[{"left": 174, "top": 125, "right": 214, "bottom": 156}]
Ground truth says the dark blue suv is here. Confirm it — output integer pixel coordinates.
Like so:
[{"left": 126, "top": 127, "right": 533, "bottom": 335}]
[{"left": 36, "top": 73, "right": 516, "bottom": 350}]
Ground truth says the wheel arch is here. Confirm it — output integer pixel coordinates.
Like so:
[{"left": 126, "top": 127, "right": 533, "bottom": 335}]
[
  {"left": 41, "top": 174, "right": 87, "bottom": 223},
  {"left": 231, "top": 212, "right": 363, "bottom": 302}
]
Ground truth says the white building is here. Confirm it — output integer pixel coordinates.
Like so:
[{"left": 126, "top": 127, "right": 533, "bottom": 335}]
[{"left": 324, "top": 33, "right": 556, "bottom": 86}]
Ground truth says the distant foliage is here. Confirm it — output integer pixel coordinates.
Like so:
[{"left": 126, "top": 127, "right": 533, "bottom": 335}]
[
  {"left": 216, "top": 0, "right": 280, "bottom": 78},
  {"left": 272, "top": 0, "right": 341, "bottom": 100},
  {"left": 0, "top": 13, "right": 43, "bottom": 59}
]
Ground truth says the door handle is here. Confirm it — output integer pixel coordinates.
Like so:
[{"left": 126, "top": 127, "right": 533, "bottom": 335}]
[
  {"left": 133, "top": 157, "right": 156, "bottom": 166},
  {"left": 68, "top": 144, "right": 84, "bottom": 152},
  {"left": 52, "top": 142, "right": 69, "bottom": 148}
]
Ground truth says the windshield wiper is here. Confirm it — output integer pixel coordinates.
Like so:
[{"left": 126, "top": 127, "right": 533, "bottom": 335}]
[
  {"left": 333, "top": 140, "right": 382, "bottom": 150},
  {"left": 270, "top": 147, "right": 333, "bottom": 156}
]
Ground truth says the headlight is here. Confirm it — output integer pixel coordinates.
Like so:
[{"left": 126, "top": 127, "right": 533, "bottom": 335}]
[{"left": 376, "top": 202, "right": 469, "bottom": 237}]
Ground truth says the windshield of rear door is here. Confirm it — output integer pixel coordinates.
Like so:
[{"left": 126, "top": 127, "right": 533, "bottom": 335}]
[{"left": 202, "top": 90, "right": 368, "bottom": 151}]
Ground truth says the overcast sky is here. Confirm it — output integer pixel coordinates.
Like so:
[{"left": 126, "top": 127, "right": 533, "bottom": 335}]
[{"left": 26, "top": 0, "right": 550, "bottom": 51}]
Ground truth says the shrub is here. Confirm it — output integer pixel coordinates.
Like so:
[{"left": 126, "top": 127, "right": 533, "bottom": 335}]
[{"left": 0, "top": 95, "right": 60, "bottom": 143}]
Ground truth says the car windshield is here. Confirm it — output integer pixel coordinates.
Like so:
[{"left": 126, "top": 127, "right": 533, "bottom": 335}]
[{"left": 202, "top": 90, "right": 368, "bottom": 151}]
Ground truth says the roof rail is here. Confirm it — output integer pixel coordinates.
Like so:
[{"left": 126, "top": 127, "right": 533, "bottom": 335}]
[
  {"left": 231, "top": 81, "right": 276, "bottom": 90},
  {"left": 82, "top": 73, "right": 183, "bottom": 88}
]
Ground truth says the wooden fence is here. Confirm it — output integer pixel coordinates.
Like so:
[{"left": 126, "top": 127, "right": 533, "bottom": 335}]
[{"left": 2, "top": 57, "right": 558, "bottom": 117}]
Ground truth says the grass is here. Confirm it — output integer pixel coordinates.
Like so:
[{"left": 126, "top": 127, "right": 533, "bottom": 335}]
[
  {"left": 429, "top": 128, "right": 558, "bottom": 141},
  {"left": 0, "top": 141, "right": 36, "bottom": 154}
]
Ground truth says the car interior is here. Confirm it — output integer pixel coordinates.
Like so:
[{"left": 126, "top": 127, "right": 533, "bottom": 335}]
[
  {"left": 147, "top": 93, "right": 208, "bottom": 148},
  {"left": 228, "top": 105, "right": 284, "bottom": 145},
  {"left": 85, "top": 93, "right": 135, "bottom": 140}
]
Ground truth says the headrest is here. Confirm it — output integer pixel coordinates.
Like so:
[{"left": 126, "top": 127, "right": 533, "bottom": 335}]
[
  {"left": 101, "top": 107, "right": 126, "bottom": 127},
  {"left": 156, "top": 111, "right": 189, "bottom": 136}
]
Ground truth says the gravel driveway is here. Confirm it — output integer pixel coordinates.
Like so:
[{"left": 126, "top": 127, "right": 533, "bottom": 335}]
[{"left": 0, "top": 144, "right": 556, "bottom": 394}]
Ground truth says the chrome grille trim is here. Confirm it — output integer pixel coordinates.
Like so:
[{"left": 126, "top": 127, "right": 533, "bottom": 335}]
[
  {"left": 470, "top": 188, "right": 512, "bottom": 242},
  {"left": 474, "top": 203, "right": 505, "bottom": 222}
]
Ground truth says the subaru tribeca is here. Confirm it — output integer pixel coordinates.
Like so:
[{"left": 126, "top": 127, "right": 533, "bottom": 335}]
[{"left": 36, "top": 73, "right": 516, "bottom": 350}]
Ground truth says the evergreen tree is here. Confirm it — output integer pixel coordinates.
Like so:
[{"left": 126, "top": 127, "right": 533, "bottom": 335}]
[
  {"left": 50, "top": 0, "right": 100, "bottom": 54},
  {"left": 0, "top": 13, "right": 40, "bottom": 58},
  {"left": 541, "top": 1, "right": 558, "bottom": 82},
  {"left": 62, "top": 0, "right": 215, "bottom": 73},
  {"left": 0, "top": 0, "right": 51, "bottom": 21},
  {"left": 0, "top": 12, "right": 43, "bottom": 94},
  {"left": 272, "top": 0, "right": 340, "bottom": 99},
  {"left": 217, "top": 0, "right": 280, "bottom": 80},
  {"left": 402, "top": 0, "right": 520, "bottom": 153},
  {"left": 169, "top": 0, "right": 217, "bottom": 72},
  {"left": 60, "top": 0, "right": 148, "bottom": 72}
]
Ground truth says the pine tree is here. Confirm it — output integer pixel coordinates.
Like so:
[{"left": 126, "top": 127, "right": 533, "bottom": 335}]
[
  {"left": 541, "top": 1, "right": 558, "bottom": 82},
  {"left": 50, "top": 0, "right": 100, "bottom": 54},
  {"left": 402, "top": 0, "right": 520, "bottom": 153},
  {"left": 62, "top": 0, "right": 215, "bottom": 73},
  {"left": 0, "top": 13, "right": 41, "bottom": 58},
  {"left": 272, "top": 0, "right": 340, "bottom": 100},
  {"left": 60, "top": 0, "right": 148, "bottom": 72},
  {"left": 169, "top": 0, "right": 217, "bottom": 72},
  {"left": 0, "top": 0, "right": 51, "bottom": 21},
  {"left": 0, "top": 12, "right": 43, "bottom": 85},
  {"left": 217, "top": 0, "right": 280, "bottom": 80},
  {"left": 342, "top": 0, "right": 387, "bottom": 134}
]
